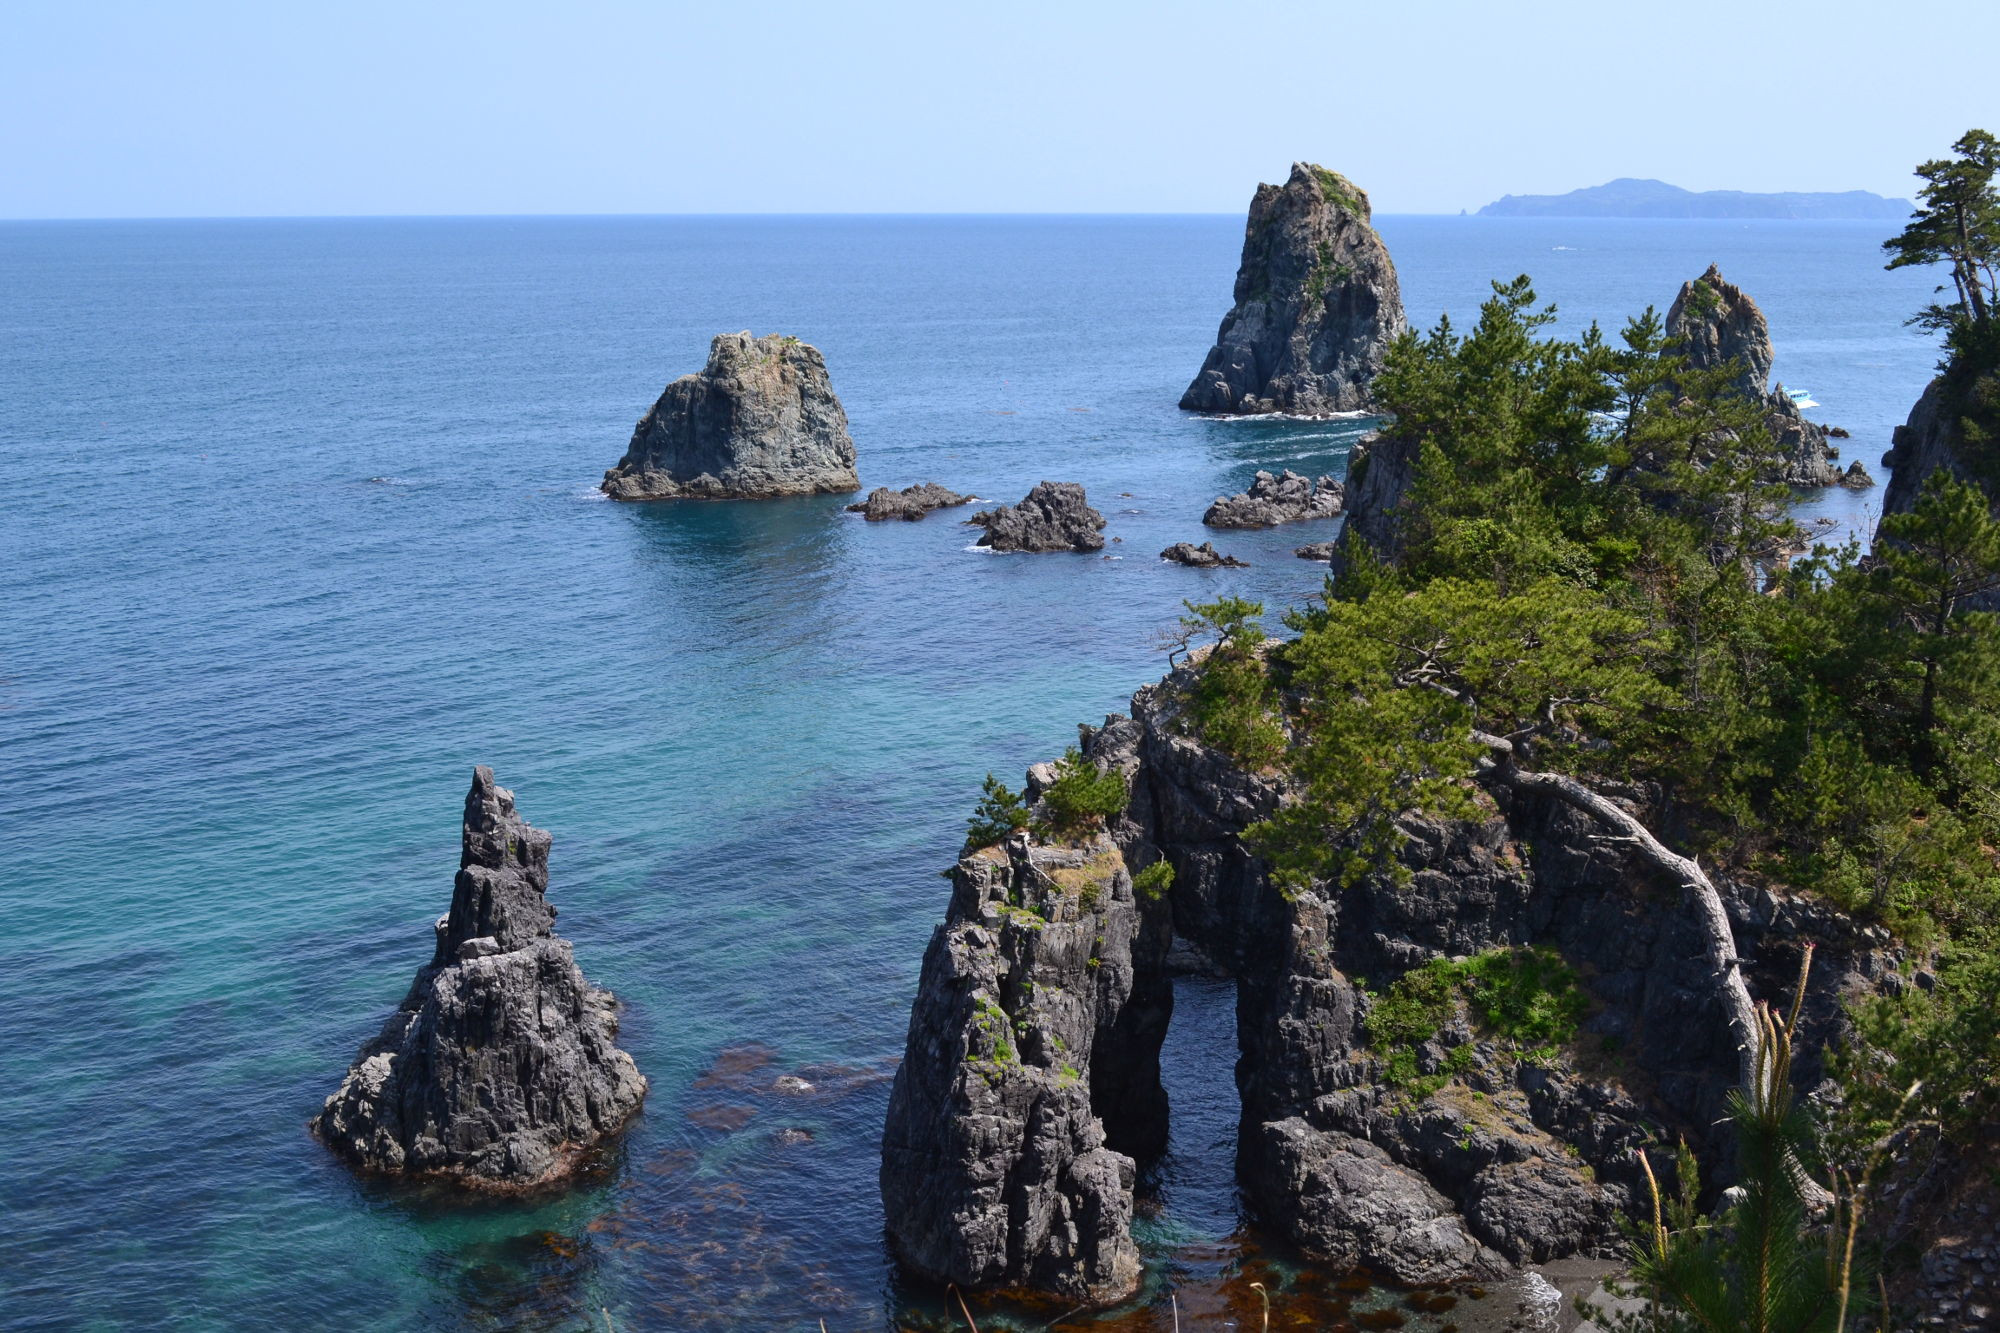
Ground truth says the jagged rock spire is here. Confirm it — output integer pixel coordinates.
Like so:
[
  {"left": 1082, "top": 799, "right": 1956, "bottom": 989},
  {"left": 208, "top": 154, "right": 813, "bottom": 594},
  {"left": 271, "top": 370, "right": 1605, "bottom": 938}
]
[
  {"left": 1181, "top": 162, "right": 1407, "bottom": 416},
  {"left": 314, "top": 767, "right": 646, "bottom": 1188}
]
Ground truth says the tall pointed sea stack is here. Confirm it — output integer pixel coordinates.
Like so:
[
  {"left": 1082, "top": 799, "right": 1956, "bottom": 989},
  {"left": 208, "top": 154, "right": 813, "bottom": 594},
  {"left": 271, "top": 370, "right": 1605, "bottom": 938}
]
[
  {"left": 314, "top": 767, "right": 647, "bottom": 1188},
  {"left": 602, "top": 332, "right": 859, "bottom": 500},
  {"left": 880, "top": 781, "right": 1171, "bottom": 1306},
  {"left": 1665, "top": 264, "right": 1840, "bottom": 487},
  {"left": 1180, "top": 163, "right": 1406, "bottom": 415}
]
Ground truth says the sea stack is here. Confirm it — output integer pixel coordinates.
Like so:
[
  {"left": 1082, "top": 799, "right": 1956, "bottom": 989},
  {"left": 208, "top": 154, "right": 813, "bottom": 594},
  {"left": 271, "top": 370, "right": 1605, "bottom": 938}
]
[
  {"left": 601, "top": 332, "right": 859, "bottom": 501},
  {"left": 314, "top": 767, "right": 647, "bottom": 1188},
  {"left": 1180, "top": 163, "right": 1407, "bottom": 415},
  {"left": 880, "top": 813, "right": 1168, "bottom": 1307},
  {"left": 1664, "top": 265, "right": 1840, "bottom": 487},
  {"left": 969, "top": 481, "right": 1107, "bottom": 552}
]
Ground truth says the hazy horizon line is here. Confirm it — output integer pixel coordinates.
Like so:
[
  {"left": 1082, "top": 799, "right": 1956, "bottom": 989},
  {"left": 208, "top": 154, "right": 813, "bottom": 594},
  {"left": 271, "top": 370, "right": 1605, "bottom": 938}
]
[{"left": 0, "top": 209, "right": 1910, "bottom": 225}]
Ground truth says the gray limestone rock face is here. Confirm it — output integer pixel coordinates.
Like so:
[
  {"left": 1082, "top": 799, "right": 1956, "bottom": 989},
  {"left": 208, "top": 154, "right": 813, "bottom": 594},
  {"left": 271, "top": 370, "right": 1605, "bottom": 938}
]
[
  {"left": 1881, "top": 376, "right": 1953, "bottom": 512},
  {"left": 1252, "top": 1120, "right": 1503, "bottom": 1285},
  {"left": 1666, "top": 265, "right": 1839, "bottom": 487},
  {"left": 846, "top": 481, "right": 973, "bottom": 521},
  {"left": 888, "top": 656, "right": 1904, "bottom": 1301},
  {"left": 879, "top": 827, "right": 1169, "bottom": 1307},
  {"left": 1160, "top": 541, "right": 1247, "bottom": 568},
  {"left": 1181, "top": 164, "right": 1407, "bottom": 416},
  {"left": 602, "top": 332, "right": 859, "bottom": 500},
  {"left": 1202, "top": 469, "right": 1344, "bottom": 528},
  {"left": 969, "top": 481, "right": 1107, "bottom": 552},
  {"left": 1329, "top": 429, "right": 1414, "bottom": 579},
  {"left": 313, "top": 768, "right": 647, "bottom": 1189}
]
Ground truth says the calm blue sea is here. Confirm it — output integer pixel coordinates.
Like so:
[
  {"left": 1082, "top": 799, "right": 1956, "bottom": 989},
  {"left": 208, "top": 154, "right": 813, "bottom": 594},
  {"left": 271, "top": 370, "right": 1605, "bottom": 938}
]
[{"left": 0, "top": 214, "right": 1940, "bottom": 1330}]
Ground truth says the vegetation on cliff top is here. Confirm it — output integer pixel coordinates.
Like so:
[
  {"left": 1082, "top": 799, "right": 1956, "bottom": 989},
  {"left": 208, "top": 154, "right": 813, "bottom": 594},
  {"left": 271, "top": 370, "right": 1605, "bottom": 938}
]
[{"left": 1165, "top": 129, "right": 2000, "bottom": 1328}]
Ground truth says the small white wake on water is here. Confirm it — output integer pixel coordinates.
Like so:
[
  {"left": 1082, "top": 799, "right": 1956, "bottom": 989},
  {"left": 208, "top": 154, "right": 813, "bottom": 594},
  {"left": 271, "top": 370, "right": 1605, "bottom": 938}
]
[{"left": 1196, "top": 409, "right": 1374, "bottom": 423}]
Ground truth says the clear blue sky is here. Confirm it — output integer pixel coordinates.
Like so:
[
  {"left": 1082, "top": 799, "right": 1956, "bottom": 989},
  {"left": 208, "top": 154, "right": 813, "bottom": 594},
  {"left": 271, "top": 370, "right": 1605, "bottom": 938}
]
[{"left": 5, "top": 0, "right": 1993, "bottom": 218}]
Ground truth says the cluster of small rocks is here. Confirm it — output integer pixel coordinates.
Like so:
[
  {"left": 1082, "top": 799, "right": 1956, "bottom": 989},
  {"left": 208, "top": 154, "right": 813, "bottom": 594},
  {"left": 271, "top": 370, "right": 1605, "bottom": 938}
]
[
  {"left": 1204, "top": 469, "right": 1344, "bottom": 527},
  {"left": 1160, "top": 541, "right": 1248, "bottom": 568},
  {"left": 846, "top": 481, "right": 974, "bottom": 520}
]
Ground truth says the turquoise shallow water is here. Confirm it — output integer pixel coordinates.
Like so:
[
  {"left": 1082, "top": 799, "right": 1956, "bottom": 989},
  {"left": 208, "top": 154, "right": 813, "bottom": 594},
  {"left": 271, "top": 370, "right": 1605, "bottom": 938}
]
[{"left": 0, "top": 215, "right": 1939, "bottom": 1329}]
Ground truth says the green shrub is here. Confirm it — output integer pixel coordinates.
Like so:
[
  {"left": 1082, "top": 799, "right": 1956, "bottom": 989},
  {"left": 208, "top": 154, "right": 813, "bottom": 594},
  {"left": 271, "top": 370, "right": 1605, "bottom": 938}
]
[
  {"left": 1037, "top": 748, "right": 1128, "bottom": 839},
  {"left": 1132, "top": 859, "right": 1175, "bottom": 901},
  {"left": 1365, "top": 948, "right": 1587, "bottom": 1094},
  {"left": 1179, "top": 598, "right": 1288, "bottom": 769},
  {"left": 1460, "top": 946, "right": 1588, "bottom": 1057},
  {"left": 965, "top": 773, "right": 1031, "bottom": 847}
]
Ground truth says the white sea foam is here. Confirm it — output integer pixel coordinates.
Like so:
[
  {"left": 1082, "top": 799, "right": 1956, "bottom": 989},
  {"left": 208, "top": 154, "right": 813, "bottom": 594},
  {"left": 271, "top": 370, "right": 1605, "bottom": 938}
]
[{"left": 1198, "top": 409, "right": 1374, "bottom": 423}]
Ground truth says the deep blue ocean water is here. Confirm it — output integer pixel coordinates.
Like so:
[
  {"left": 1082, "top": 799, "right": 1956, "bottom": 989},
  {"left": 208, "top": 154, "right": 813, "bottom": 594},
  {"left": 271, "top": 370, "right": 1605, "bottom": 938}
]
[{"left": 0, "top": 215, "right": 1941, "bottom": 1330}]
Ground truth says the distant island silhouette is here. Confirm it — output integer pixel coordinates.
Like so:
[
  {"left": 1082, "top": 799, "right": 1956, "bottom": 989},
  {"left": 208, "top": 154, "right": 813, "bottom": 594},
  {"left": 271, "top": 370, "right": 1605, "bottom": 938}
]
[{"left": 1478, "top": 177, "right": 1910, "bottom": 220}]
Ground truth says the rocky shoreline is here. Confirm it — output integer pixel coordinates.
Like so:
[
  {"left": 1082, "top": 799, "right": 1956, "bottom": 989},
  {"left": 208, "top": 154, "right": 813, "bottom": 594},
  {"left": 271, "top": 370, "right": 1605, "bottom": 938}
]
[{"left": 880, "top": 670, "right": 1897, "bottom": 1307}]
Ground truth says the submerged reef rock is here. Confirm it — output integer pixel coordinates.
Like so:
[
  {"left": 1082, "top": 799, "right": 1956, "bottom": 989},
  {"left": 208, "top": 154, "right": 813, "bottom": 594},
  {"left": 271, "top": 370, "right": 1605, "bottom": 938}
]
[
  {"left": 1294, "top": 540, "right": 1338, "bottom": 562},
  {"left": 880, "top": 821, "right": 1170, "bottom": 1306},
  {"left": 969, "top": 481, "right": 1107, "bottom": 552},
  {"left": 1160, "top": 541, "right": 1247, "bottom": 568},
  {"left": 601, "top": 332, "right": 859, "bottom": 500},
  {"left": 885, "top": 672, "right": 1897, "bottom": 1300},
  {"left": 846, "top": 481, "right": 973, "bottom": 521},
  {"left": 314, "top": 768, "right": 647, "bottom": 1188},
  {"left": 1665, "top": 265, "right": 1840, "bottom": 487},
  {"left": 1203, "top": 469, "right": 1344, "bottom": 528},
  {"left": 1181, "top": 163, "right": 1407, "bottom": 416}
]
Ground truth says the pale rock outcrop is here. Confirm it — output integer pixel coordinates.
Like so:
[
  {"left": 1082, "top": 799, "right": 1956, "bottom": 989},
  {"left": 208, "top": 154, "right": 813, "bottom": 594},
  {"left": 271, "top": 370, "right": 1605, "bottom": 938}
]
[
  {"left": 314, "top": 768, "right": 646, "bottom": 1188},
  {"left": 969, "top": 481, "right": 1107, "bottom": 553},
  {"left": 602, "top": 332, "right": 859, "bottom": 500},
  {"left": 1203, "top": 469, "right": 1344, "bottom": 528},
  {"left": 1181, "top": 164, "right": 1407, "bottom": 415}
]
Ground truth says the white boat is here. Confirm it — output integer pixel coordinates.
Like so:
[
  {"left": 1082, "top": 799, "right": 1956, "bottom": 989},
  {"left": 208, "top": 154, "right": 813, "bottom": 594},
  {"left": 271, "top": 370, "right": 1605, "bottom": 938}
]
[{"left": 1787, "top": 388, "right": 1820, "bottom": 409}]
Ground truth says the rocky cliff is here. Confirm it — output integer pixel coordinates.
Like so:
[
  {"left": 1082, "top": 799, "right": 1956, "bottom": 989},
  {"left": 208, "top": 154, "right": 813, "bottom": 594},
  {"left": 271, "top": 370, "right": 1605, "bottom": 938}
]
[
  {"left": 602, "top": 332, "right": 859, "bottom": 500},
  {"left": 1180, "top": 164, "right": 1407, "bottom": 416},
  {"left": 314, "top": 767, "right": 647, "bottom": 1188},
  {"left": 885, "top": 673, "right": 1894, "bottom": 1304},
  {"left": 879, "top": 826, "right": 1170, "bottom": 1305},
  {"left": 1877, "top": 361, "right": 2000, "bottom": 609},
  {"left": 1665, "top": 265, "right": 1840, "bottom": 487}
]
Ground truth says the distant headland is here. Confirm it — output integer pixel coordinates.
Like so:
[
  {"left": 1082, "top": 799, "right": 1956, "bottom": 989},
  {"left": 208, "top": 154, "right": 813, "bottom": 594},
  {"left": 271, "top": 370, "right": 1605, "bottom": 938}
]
[{"left": 1477, "top": 177, "right": 1911, "bottom": 219}]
